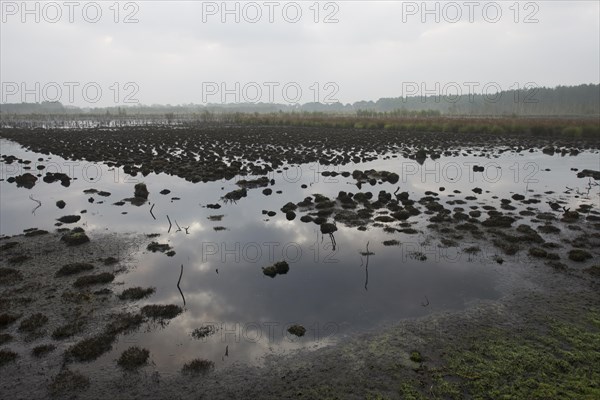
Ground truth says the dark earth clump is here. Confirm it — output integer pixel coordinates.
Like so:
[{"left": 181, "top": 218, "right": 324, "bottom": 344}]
[
  {"left": 52, "top": 321, "right": 85, "bottom": 340},
  {"left": 147, "top": 242, "right": 172, "bottom": 253},
  {"left": 0, "top": 268, "right": 23, "bottom": 284},
  {"left": 15, "top": 173, "right": 37, "bottom": 189},
  {"left": 287, "top": 324, "right": 306, "bottom": 337},
  {"left": 57, "top": 215, "right": 81, "bottom": 224},
  {"left": 0, "top": 314, "right": 20, "bottom": 329},
  {"left": 182, "top": 359, "right": 215, "bottom": 375},
  {"left": 134, "top": 183, "right": 149, "bottom": 199},
  {"left": 61, "top": 229, "right": 90, "bottom": 246},
  {"left": 117, "top": 346, "right": 150, "bottom": 370},
  {"left": 18, "top": 313, "right": 48, "bottom": 334},
  {"left": 262, "top": 261, "right": 290, "bottom": 278},
  {"left": 0, "top": 349, "right": 18, "bottom": 366},
  {"left": 191, "top": 325, "right": 218, "bottom": 339},
  {"left": 119, "top": 287, "right": 156, "bottom": 301},
  {"left": 32, "top": 344, "right": 56, "bottom": 358},
  {"left": 66, "top": 333, "right": 115, "bottom": 362},
  {"left": 55, "top": 262, "right": 94, "bottom": 277},
  {"left": 141, "top": 304, "right": 183, "bottom": 321},
  {"left": 568, "top": 249, "right": 593, "bottom": 262},
  {"left": 73, "top": 272, "right": 115, "bottom": 288}
]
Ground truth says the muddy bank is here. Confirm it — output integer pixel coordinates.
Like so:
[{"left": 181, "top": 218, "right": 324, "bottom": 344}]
[
  {"left": 0, "top": 230, "right": 182, "bottom": 399},
  {"left": 1, "top": 229, "right": 599, "bottom": 399}
]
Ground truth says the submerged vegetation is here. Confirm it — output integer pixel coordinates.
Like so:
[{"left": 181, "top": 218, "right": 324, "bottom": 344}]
[{"left": 117, "top": 346, "right": 150, "bottom": 370}]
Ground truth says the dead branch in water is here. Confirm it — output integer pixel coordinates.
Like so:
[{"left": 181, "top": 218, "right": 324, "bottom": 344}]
[
  {"left": 149, "top": 203, "right": 156, "bottom": 220},
  {"left": 29, "top": 194, "right": 41, "bottom": 215},
  {"left": 166, "top": 215, "right": 172, "bottom": 233}
]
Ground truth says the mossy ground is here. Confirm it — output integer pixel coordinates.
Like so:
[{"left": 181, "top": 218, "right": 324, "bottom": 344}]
[{"left": 427, "top": 311, "right": 600, "bottom": 399}]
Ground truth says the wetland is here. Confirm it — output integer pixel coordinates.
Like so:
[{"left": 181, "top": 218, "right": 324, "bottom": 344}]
[{"left": 0, "top": 124, "right": 599, "bottom": 399}]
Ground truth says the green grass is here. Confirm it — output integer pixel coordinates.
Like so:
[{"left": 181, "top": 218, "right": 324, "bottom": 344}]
[{"left": 430, "top": 311, "right": 600, "bottom": 399}]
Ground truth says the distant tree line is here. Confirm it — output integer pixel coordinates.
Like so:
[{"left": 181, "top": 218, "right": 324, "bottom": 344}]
[{"left": 0, "top": 84, "right": 598, "bottom": 117}]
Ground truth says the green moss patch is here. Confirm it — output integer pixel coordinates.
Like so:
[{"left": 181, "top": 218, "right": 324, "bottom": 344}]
[
  {"left": 432, "top": 313, "right": 600, "bottom": 399},
  {"left": 409, "top": 351, "right": 423, "bottom": 363}
]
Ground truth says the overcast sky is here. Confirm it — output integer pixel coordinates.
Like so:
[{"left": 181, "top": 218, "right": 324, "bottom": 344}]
[{"left": 1, "top": 0, "right": 599, "bottom": 107}]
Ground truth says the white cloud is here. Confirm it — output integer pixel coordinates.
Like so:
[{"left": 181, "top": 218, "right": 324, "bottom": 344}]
[{"left": 1, "top": 1, "right": 598, "bottom": 106}]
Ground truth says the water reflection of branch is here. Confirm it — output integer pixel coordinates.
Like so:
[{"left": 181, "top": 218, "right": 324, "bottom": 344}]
[
  {"left": 149, "top": 203, "right": 156, "bottom": 220},
  {"left": 329, "top": 233, "right": 337, "bottom": 251},
  {"left": 421, "top": 295, "right": 430, "bottom": 307},
  {"left": 177, "top": 264, "right": 186, "bottom": 307},
  {"left": 167, "top": 215, "right": 172, "bottom": 233},
  {"left": 222, "top": 345, "right": 229, "bottom": 361},
  {"left": 175, "top": 219, "right": 182, "bottom": 232},
  {"left": 360, "top": 242, "right": 374, "bottom": 291},
  {"left": 29, "top": 195, "right": 41, "bottom": 215}
]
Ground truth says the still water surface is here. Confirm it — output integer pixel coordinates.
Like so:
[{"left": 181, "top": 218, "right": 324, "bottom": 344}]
[{"left": 1, "top": 138, "right": 598, "bottom": 371}]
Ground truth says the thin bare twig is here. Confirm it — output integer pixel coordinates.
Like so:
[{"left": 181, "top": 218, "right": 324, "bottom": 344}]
[
  {"left": 166, "top": 215, "right": 172, "bottom": 233},
  {"left": 149, "top": 203, "right": 156, "bottom": 220},
  {"left": 29, "top": 194, "right": 41, "bottom": 215}
]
